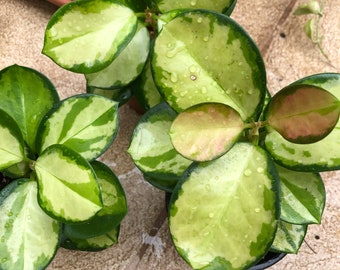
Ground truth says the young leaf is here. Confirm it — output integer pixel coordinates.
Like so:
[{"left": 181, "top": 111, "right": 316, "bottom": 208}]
[
  {"left": 152, "top": 10, "right": 266, "bottom": 121},
  {"left": 0, "top": 110, "right": 26, "bottom": 171},
  {"left": 42, "top": 0, "right": 137, "bottom": 73},
  {"left": 85, "top": 22, "right": 150, "bottom": 89},
  {"left": 266, "top": 84, "right": 340, "bottom": 144},
  {"left": 270, "top": 220, "right": 307, "bottom": 254},
  {"left": 304, "top": 18, "right": 315, "bottom": 40},
  {"left": 63, "top": 160, "right": 127, "bottom": 239},
  {"left": 169, "top": 142, "right": 279, "bottom": 270},
  {"left": 0, "top": 65, "right": 59, "bottom": 152},
  {"left": 128, "top": 103, "right": 192, "bottom": 191},
  {"left": 35, "top": 144, "right": 103, "bottom": 223},
  {"left": 37, "top": 94, "right": 119, "bottom": 161},
  {"left": 277, "top": 165, "right": 325, "bottom": 224},
  {"left": 170, "top": 103, "right": 244, "bottom": 161},
  {"left": 293, "top": 0, "right": 322, "bottom": 16},
  {"left": 0, "top": 180, "right": 60, "bottom": 270}
]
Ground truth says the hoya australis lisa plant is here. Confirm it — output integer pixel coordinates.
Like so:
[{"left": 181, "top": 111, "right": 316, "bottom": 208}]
[
  {"left": 0, "top": 65, "right": 127, "bottom": 269},
  {"left": 41, "top": 0, "right": 339, "bottom": 269}
]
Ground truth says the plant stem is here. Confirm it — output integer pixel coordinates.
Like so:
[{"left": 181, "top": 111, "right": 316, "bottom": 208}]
[{"left": 314, "top": 0, "right": 331, "bottom": 62}]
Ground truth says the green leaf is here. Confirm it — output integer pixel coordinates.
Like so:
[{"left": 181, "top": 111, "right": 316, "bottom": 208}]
[
  {"left": 270, "top": 220, "right": 307, "bottom": 254},
  {"left": 2, "top": 161, "right": 30, "bottom": 179},
  {"left": 0, "top": 110, "right": 26, "bottom": 171},
  {"left": 169, "top": 142, "right": 279, "bottom": 270},
  {"left": 170, "top": 103, "right": 244, "bottom": 161},
  {"left": 35, "top": 144, "right": 103, "bottom": 223},
  {"left": 265, "top": 73, "right": 340, "bottom": 171},
  {"left": 63, "top": 160, "right": 127, "bottom": 239},
  {"left": 154, "top": 0, "right": 236, "bottom": 14},
  {"left": 304, "top": 18, "right": 315, "bottom": 40},
  {"left": 266, "top": 84, "right": 340, "bottom": 144},
  {"left": 0, "top": 65, "right": 59, "bottom": 152},
  {"left": 152, "top": 10, "right": 266, "bottom": 121},
  {"left": 42, "top": 0, "right": 138, "bottom": 73},
  {"left": 37, "top": 94, "right": 119, "bottom": 161},
  {"left": 128, "top": 103, "right": 192, "bottom": 191},
  {"left": 85, "top": 22, "right": 150, "bottom": 89},
  {"left": 277, "top": 165, "right": 325, "bottom": 224},
  {"left": 0, "top": 180, "right": 60, "bottom": 270},
  {"left": 61, "top": 225, "right": 120, "bottom": 251},
  {"left": 293, "top": 0, "right": 322, "bottom": 16}
]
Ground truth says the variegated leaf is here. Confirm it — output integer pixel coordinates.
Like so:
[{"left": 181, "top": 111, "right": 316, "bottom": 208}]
[
  {"left": 43, "top": 0, "right": 137, "bottom": 73},
  {"left": 169, "top": 142, "right": 279, "bottom": 270},
  {"left": 170, "top": 103, "right": 244, "bottom": 161},
  {"left": 35, "top": 144, "right": 103, "bottom": 223},
  {"left": 37, "top": 94, "right": 119, "bottom": 161},
  {"left": 0, "top": 110, "right": 26, "bottom": 171},
  {"left": 128, "top": 103, "right": 192, "bottom": 191},
  {"left": 270, "top": 220, "right": 307, "bottom": 254},
  {"left": 0, "top": 65, "right": 59, "bottom": 152},
  {"left": 0, "top": 180, "right": 60, "bottom": 270}
]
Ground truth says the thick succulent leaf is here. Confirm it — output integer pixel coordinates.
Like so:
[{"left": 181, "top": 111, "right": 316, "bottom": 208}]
[
  {"left": 35, "top": 144, "right": 103, "bottom": 223},
  {"left": 0, "top": 65, "right": 59, "bottom": 152},
  {"left": 152, "top": 10, "right": 266, "bottom": 121},
  {"left": 2, "top": 161, "right": 30, "bottom": 179},
  {"left": 270, "top": 220, "right": 307, "bottom": 254},
  {"left": 169, "top": 142, "right": 279, "bottom": 270},
  {"left": 0, "top": 180, "right": 60, "bottom": 270},
  {"left": 61, "top": 225, "right": 120, "bottom": 251},
  {"left": 170, "top": 103, "right": 244, "bottom": 161},
  {"left": 154, "top": 0, "right": 236, "bottom": 14},
  {"left": 37, "top": 94, "right": 119, "bottom": 161},
  {"left": 266, "top": 84, "right": 340, "bottom": 144},
  {"left": 63, "top": 160, "right": 127, "bottom": 239},
  {"left": 42, "top": 0, "right": 137, "bottom": 73},
  {"left": 265, "top": 73, "right": 340, "bottom": 171},
  {"left": 128, "top": 103, "right": 192, "bottom": 191},
  {"left": 0, "top": 110, "right": 26, "bottom": 171},
  {"left": 277, "top": 165, "right": 325, "bottom": 224},
  {"left": 85, "top": 22, "right": 150, "bottom": 89}
]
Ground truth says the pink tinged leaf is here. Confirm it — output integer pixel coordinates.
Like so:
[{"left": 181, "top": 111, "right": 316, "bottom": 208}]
[
  {"left": 267, "top": 85, "right": 340, "bottom": 144},
  {"left": 170, "top": 103, "right": 244, "bottom": 161}
]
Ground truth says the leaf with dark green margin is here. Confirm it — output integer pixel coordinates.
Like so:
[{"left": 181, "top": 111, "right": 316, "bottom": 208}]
[
  {"left": 0, "top": 65, "right": 59, "bottom": 153},
  {"left": 128, "top": 103, "right": 192, "bottom": 191},
  {"left": 37, "top": 94, "right": 119, "bottom": 161},
  {"left": 169, "top": 142, "right": 279, "bottom": 270},
  {"left": 0, "top": 179, "right": 60, "bottom": 270},
  {"left": 0, "top": 110, "right": 26, "bottom": 171},
  {"left": 43, "top": 0, "right": 137, "bottom": 73},
  {"left": 35, "top": 144, "right": 103, "bottom": 223},
  {"left": 85, "top": 22, "right": 150, "bottom": 89},
  {"left": 152, "top": 10, "right": 266, "bottom": 121},
  {"left": 266, "top": 84, "right": 340, "bottom": 144},
  {"left": 61, "top": 225, "right": 120, "bottom": 251},
  {"left": 170, "top": 103, "right": 244, "bottom": 161},
  {"left": 63, "top": 160, "right": 127, "bottom": 239},
  {"left": 276, "top": 165, "right": 325, "bottom": 224},
  {"left": 265, "top": 73, "right": 340, "bottom": 171},
  {"left": 270, "top": 220, "right": 307, "bottom": 254}
]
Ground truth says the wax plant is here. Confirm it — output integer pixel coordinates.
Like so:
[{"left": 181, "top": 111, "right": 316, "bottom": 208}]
[
  {"left": 0, "top": 65, "right": 127, "bottom": 270},
  {"left": 40, "top": 0, "right": 340, "bottom": 269}
]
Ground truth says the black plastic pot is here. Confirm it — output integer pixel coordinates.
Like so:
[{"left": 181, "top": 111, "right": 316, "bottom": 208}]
[{"left": 165, "top": 192, "right": 286, "bottom": 270}]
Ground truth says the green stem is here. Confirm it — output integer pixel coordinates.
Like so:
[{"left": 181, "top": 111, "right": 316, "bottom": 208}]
[{"left": 314, "top": 0, "right": 331, "bottom": 62}]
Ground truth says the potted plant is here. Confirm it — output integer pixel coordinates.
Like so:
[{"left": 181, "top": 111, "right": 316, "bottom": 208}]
[
  {"left": 17, "top": 0, "right": 339, "bottom": 269},
  {"left": 0, "top": 64, "right": 127, "bottom": 269}
]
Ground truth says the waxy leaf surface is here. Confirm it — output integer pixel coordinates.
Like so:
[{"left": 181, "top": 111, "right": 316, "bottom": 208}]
[
  {"left": 37, "top": 94, "right": 119, "bottom": 161},
  {"left": 43, "top": 0, "right": 137, "bottom": 73},
  {"left": 169, "top": 142, "right": 279, "bottom": 270},
  {"left": 266, "top": 84, "right": 340, "bottom": 144},
  {"left": 35, "top": 144, "right": 102, "bottom": 223},
  {"left": 0, "top": 180, "right": 60, "bottom": 270},
  {"left": 170, "top": 103, "right": 244, "bottom": 161},
  {"left": 0, "top": 65, "right": 59, "bottom": 152}
]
